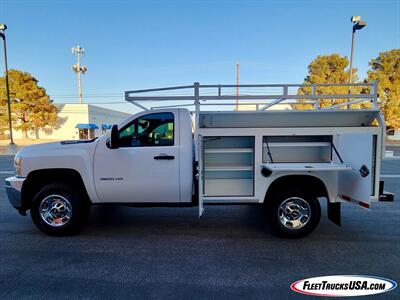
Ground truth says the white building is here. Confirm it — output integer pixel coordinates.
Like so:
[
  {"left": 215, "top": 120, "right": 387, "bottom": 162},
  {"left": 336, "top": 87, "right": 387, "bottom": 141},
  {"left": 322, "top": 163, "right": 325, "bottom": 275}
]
[
  {"left": 13, "top": 104, "right": 131, "bottom": 140},
  {"left": 387, "top": 128, "right": 400, "bottom": 141},
  {"left": 235, "top": 103, "right": 292, "bottom": 111}
]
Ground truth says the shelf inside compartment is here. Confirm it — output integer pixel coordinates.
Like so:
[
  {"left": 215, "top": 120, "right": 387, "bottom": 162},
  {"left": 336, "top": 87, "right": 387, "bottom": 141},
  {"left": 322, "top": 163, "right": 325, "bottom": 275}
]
[
  {"left": 263, "top": 162, "right": 352, "bottom": 172},
  {"left": 205, "top": 151, "right": 253, "bottom": 168},
  {"left": 205, "top": 165, "right": 253, "bottom": 171},
  {"left": 204, "top": 179, "right": 253, "bottom": 196},
  {"left": 263, "top": 136, "right": 332, "bottom": 163},
  {"left": 204, "top": 148, "right": 253, "bottom": 153},
  {"left": 203, "top": 136, "right": 255, "bottom": 197},
  {"left": 264, "top": 142, "right": 331, "bottom": 147}
]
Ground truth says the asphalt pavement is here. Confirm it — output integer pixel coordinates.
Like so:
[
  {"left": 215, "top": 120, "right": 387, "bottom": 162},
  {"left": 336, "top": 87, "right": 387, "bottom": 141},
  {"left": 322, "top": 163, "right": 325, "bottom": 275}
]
[{"left": 0, "top": 155, "right": 399, "bottom": 299}]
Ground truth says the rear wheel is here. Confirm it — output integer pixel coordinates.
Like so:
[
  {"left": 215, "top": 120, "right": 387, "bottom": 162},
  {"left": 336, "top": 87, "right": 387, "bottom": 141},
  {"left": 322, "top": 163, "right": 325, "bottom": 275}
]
[
  {"left": 31, "top": 183, "right": 90, "bottom": 236},
  {"left": 264, "top": 189, "right": 321, "bottom": 238}
]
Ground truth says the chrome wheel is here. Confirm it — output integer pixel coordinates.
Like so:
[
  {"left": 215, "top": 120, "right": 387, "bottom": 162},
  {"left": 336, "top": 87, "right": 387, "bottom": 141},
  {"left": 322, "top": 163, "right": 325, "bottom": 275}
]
[
  {"left": 278, "top": 197, "right": 311, "bottom": 230},
  {"left": 39, "top": 195, "right": 72, "bottom": 227}
]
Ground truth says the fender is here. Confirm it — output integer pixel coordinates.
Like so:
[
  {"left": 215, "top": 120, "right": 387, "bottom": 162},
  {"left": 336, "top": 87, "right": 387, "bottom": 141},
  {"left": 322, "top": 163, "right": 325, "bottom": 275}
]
[
  {"left": 18, "top": 140, "right": 100, "bottom": 203},
  {"left": 261, "top": 171, "right": 333, "bottom": 203}
]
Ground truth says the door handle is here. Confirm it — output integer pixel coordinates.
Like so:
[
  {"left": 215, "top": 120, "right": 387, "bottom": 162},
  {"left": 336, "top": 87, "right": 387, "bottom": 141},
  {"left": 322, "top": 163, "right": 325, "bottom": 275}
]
[{"left": 154, "top": 154, "right": 175, "bottom": 160}]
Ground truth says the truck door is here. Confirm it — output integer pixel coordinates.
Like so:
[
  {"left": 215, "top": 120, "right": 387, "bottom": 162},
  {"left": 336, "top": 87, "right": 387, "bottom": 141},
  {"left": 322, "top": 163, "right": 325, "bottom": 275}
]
[
  {"left": 336, "top": 133, "right": 375, "bottom": 208},
  {"left": 93, "top": 111, "right": 180, "bottom": 203}
]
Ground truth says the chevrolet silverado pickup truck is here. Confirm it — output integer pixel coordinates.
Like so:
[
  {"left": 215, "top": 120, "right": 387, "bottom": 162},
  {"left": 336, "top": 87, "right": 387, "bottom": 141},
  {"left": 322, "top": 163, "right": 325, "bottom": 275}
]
[{"left": 5, "top": 82, "right": 394, "bottom": 237}]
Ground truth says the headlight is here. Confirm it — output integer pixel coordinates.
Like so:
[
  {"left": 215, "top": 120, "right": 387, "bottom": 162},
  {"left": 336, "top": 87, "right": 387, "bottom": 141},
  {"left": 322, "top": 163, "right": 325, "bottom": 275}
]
[{"left": 14, "top": 155, "right": 22, "bottom": 176}]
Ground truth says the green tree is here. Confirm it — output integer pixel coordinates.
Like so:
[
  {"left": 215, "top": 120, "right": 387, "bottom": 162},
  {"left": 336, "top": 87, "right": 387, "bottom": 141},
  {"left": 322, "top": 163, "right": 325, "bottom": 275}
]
[
  {"left": 0, "top": 69, "right": 57, "bottom": 138},
  {"left": 367, "top": 49, "right": 400, "bottom": 129},
  {"left": 0, "top": 105, "right": 8, "bottom": 133},
  {"left": 296, "top": 54, "right": 361, "bottom": 109}
]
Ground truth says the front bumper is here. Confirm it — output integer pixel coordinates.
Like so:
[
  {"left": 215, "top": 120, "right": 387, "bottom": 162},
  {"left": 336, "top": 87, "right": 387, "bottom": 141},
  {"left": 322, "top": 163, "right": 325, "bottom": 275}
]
[{"left": 5, "top": 176, "right": 25, "bottom": 210}]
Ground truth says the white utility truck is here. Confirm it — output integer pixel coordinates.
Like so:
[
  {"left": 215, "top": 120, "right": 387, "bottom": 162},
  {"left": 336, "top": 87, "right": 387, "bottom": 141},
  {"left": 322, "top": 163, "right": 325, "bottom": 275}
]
[{"left": 5, "top": 81, "right": 394, "bottom": 237}]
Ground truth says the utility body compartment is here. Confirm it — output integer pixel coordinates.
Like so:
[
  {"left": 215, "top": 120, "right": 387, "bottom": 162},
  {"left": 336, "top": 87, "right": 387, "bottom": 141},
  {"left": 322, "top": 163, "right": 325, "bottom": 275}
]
[
  {"left": 202, "top": 136, "right": 255, "bottom": 197},
  {"left": 198, "top": 126, "right": 381, "bottom": 209},
  {"left": 198, "top": 109, "right": 383, "bottom": 214},
  {"left": 199, "top": 110, "right": 381, "bottom": 128}
]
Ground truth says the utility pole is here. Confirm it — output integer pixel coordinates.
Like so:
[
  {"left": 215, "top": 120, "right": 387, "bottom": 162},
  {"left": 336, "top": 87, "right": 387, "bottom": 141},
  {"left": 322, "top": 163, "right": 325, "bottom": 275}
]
[
  {"left": 0, "top": 24, "right": 14, "bottom": 145},
  {"left": 236, "top": 63, "right": 240, "bottom": 111},
  {"left": 72, "top": 45, "right": 87, "bottom": 104}
]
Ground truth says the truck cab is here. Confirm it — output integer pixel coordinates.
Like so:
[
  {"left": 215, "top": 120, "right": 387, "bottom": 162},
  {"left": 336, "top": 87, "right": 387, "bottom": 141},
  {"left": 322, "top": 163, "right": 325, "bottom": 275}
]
[{"left": 93, "top": 108, "right": 193, "bottom": 204}]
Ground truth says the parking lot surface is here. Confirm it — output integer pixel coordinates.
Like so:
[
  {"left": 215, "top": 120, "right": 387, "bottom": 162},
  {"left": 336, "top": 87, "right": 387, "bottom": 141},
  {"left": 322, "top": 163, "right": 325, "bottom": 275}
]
[{"left": 0, "top": 155, "right": 399, "bottom": 299}]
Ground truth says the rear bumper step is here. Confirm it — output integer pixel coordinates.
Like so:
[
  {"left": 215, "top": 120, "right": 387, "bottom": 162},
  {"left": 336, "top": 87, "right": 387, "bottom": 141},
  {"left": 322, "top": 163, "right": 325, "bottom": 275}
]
[
  {"left": 379, "top": 192, "right": 394, "bottom": 202},
  {"left": 379, "top": 180, "right": 394, "bottom": 202}
]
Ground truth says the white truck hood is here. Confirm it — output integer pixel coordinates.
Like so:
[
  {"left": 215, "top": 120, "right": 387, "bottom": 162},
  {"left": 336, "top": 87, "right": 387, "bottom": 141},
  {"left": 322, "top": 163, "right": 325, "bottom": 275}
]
[
  {"left": 19, "top": 139, "right": 97, "bottom": 153},
  {"left": 17, "top": 139, "right": 100, "bottom": 178}
]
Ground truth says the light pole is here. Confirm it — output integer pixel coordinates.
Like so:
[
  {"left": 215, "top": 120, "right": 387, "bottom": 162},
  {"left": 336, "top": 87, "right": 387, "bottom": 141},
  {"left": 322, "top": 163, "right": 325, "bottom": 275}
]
[
  {"left": 348, "top": 16, "right": 367, "bottom": 88},
  {"left": 0, "top": 24, "right": 14, "bottom": 145}
]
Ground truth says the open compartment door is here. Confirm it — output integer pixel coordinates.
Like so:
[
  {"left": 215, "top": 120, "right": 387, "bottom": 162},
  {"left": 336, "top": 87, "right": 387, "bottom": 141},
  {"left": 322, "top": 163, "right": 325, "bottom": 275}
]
[
  {"left": 336, "top": 133, "right": 374, "bottom": 209},
  {"left": 198, "top": 135, "right": 204, "bottom": 217}
]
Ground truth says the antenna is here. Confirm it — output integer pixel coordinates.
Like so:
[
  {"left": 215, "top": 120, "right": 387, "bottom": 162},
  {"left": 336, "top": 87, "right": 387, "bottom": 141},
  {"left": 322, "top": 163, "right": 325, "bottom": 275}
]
[{"left": 72, "top": 45, "right": 88, "bottom": 104}]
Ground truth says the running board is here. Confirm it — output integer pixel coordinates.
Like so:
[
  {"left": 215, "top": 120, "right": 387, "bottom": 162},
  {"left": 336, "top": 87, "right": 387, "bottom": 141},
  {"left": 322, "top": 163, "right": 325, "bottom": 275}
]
[
  {"left": 203, "top": 198, "right": 260, "bottom": 204},
  {"left": 199, "top": 197, "right": 260, "bottom": 217}
]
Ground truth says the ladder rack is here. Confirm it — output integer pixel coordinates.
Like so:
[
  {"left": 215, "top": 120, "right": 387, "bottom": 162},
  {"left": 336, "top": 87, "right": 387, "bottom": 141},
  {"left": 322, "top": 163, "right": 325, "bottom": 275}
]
[
  {"left": 125, "top": 81, "right": 379, "bottom": 111},
  {"left": 125, "top": 81, "right": 383, "bottom": 161}
]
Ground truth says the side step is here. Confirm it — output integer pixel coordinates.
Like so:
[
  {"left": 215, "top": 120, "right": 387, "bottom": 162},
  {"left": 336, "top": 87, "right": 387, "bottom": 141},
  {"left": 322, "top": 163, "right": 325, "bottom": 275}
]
[
  {"left": 203, "top": 198, "right": 260, "bottom": 204},
  {"left": 199, "top": 197, "right": 260, "bottom": 217}
]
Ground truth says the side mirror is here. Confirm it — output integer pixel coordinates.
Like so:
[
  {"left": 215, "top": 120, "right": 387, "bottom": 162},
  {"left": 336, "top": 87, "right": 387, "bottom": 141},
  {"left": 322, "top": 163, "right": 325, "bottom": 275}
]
[{"left": 109, "top": 124, "right": 120, "bottom": 149}]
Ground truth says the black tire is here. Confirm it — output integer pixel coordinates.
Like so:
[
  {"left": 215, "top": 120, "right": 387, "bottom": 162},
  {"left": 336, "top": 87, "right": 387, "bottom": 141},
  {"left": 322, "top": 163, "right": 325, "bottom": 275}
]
[
  {"left": 31, "top": 183, "right": 90, "bottom": 236},
  {"left": 264, "top": 188, "right": 321, "bottom": 238}
]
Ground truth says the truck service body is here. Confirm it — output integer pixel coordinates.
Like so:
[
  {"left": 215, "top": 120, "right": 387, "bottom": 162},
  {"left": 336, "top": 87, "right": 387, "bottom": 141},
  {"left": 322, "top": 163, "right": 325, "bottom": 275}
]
[{"left": 5, "top": 81, "right": 394, "bottom": 237}]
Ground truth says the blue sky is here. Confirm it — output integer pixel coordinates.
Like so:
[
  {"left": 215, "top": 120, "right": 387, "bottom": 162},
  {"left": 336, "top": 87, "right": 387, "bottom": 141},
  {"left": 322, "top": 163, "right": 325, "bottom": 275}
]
[{"left": 1, "top": 0, "right": 399, "bottom": 113}]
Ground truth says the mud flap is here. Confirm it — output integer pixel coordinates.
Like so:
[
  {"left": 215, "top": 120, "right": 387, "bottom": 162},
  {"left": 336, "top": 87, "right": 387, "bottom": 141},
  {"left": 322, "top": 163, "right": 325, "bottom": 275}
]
[{"left": 328, "top": 201, "right": 341, "bottom": 226}]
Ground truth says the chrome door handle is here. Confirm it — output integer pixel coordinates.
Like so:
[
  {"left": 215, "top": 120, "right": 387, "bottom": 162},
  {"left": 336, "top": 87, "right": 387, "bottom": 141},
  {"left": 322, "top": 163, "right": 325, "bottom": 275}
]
[{"left": 154, "top": 154, "right": 175, "bottom": 160}]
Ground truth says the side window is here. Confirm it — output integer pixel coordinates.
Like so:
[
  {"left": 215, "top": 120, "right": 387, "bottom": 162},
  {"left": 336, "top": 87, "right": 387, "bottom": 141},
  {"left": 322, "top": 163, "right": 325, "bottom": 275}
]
[{"left": 119, "top": 113, "right": 174, "bottom": 147}]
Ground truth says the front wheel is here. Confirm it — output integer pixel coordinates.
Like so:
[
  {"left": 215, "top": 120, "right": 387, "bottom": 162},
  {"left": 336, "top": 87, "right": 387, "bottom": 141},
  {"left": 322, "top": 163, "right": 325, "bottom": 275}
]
[
  {"left": 31, "top": 183, "right": 90, "bottom": 236},
  {"left": 264, "top": 189, "right": 321, "bottom": 238}
]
